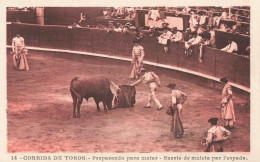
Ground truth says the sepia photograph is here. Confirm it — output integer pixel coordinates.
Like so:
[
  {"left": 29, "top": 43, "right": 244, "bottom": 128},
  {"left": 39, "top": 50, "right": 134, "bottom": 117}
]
[{"left": 1, "top": 0, "right": 260, "bottom": 162}]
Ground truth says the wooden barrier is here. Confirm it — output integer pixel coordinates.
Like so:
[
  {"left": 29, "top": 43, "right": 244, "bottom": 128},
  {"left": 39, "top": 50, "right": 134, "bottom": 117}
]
[{"left": 7, "top": 23, "right": 250, "bottom": 88}]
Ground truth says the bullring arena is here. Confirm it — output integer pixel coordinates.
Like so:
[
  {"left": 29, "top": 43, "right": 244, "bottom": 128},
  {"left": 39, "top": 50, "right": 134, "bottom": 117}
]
[{"left": 6, "top": 6, "right": 250, "bottom": 153}]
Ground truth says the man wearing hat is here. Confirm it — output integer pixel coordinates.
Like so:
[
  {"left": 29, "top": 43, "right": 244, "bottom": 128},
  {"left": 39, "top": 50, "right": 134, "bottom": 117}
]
[
  {"left": 166, "top": 83, "right": 187, "bottom": 138},
  {"left": 130, "top": 39, "right": 145, "bottom": 79},
  {"left": 202, "top": 117, "right": 231, "bottom": 152},
  {"left": 220, "top": 77, "right": 236, "bottom": 129},
  {"left": 130, "top": 68, "right": 163, "bottom": 110}
]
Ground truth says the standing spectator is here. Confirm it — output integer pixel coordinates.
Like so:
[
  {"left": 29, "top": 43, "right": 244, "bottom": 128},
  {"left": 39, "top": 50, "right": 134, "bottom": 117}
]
[
  {"left": 221, "top": 38, "right": 238, "bottom": 53},
  {"left": 12, "top": 33, "right": 29, "bottom": 70},
  {"left": 130, "top": 68, "right": 163, "bottom": 110},
  {"left": 202, "top": 118, "right": 231, "bottom": 152},
  {"left": 206, "top": 25, "right": 216, "bottom": 48},
  {"left": 199, "top": 32, "right": 211, "bottom": 63},
  {"left": 130, "top": 39, "right": 145, "bottom": 79},
  {"left": 199, "top": 13, "right": 208, "bottom": 26},
  {"left": 220, "top": 77, "right": 235, "bottom": 129},
  {"left": 189, "top": 11, "right": 198, "bottom": 32},
  {"left": 148, "top": 8, "right": 160, "bottom": 21},
  {"left": 166, "top": 83, "right": 187, "bottom": 138}
]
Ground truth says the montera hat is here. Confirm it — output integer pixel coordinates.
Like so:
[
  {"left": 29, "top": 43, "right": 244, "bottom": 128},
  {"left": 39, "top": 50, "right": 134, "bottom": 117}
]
[
  {"left": 220, "top": 77, "right": 228, "bottom": 83},
  {"left": 167, "top": 83, "right": 176, "bottom": 89},
  {"left": 208, "top": 118, "right": 218, "bottom": 124}
]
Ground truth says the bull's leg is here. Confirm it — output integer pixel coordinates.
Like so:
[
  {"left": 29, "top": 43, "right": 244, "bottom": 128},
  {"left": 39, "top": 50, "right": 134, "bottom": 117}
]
[
  {"left": 94, "top": 98, "right": 101, "bottom": 112},
  {"left": 77, "top": 97, "right": 83, "bottom": 118},
  {"left": 71, "top": 91, "right": 78, "bottom": 118},
  {"left": 102, "top": 101, "right": 107, "bottom": 112},
  {"left": 73, "top": 99, "right": 77, "bottom": 118}
]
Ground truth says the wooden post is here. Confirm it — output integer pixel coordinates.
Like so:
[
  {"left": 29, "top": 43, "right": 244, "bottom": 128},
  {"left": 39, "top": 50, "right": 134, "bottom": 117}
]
[{"left": 36, "top": 7, "right": 44, "bottom": 25}]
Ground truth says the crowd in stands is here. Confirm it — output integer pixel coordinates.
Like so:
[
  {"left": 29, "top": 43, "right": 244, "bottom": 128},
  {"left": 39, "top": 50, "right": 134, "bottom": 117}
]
[
  {"left": 9, "top": 6, "right": 250, "bottom": 59},
  {"left": 7, "top": 7, "right": 36, "bottom": 12}
]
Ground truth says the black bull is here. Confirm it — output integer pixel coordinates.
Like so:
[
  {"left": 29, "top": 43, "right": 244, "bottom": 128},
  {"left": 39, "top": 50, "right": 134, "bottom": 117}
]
[{"left": 70, "top": 76, "right": 114, "bottom": 118}]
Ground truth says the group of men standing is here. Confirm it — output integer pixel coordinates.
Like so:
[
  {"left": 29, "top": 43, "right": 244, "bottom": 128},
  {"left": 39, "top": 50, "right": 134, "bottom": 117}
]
[{"left": 129, "top": 39, "right": 235, "bottom": 152}]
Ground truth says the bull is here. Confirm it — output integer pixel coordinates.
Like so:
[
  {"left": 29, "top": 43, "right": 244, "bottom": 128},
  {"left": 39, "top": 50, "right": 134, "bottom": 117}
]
[{"left": 70, "top": 76, "right": 114, "bottom": 118}]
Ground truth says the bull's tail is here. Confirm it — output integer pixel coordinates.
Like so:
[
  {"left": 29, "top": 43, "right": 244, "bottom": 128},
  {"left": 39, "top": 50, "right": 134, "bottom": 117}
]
[{"left": 70, "top": 77, "right": 81, "bottom": 99}]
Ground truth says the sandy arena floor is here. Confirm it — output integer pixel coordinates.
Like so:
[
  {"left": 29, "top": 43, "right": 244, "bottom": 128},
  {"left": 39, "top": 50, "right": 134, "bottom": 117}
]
[{"left": 7, "top": 50, "right": 250, "bottom": 152}]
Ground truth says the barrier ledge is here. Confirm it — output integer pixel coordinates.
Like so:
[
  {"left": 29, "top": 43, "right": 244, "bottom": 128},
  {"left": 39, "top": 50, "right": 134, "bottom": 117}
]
[{"left": 6, "top": 45, "right": 250, "bottom": 93}]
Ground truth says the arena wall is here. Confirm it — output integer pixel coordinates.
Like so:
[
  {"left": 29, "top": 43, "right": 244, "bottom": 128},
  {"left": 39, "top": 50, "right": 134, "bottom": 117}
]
[{"left": 6, "top": 23, "right": 250, "bottom": 97}]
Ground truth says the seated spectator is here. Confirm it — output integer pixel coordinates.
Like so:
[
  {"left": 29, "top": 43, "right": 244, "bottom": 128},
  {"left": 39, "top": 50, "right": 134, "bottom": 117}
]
[
  {"left": 106, "top": 21, "right": 115, "bottom": 33},
  {"left": 69, "top": 22, "right": 81, "bottom": 28},
  {"left": 184, "top": 31, "right": 202, "bottom": 55},
  {"left": 183, "top": 28, "right": 192, "bottom": 41},
  {"left": 78, "top": 13, "right": 88, "bottom": 27},
  {"left": 15, "top": 18, "right": 21, "bottom": 23},
  {"left": 122, "top": 22, "right": 132, "bottom": 34},
  {"left": 231, "top": 22, "right": 242, "bottom": 34},
  {"left": 125, "top": 9, "right": 136, "bottom": 19},
  {"left": 244, "top": 46, "right": 250, "bottom": 58},
  {"left": 103, "top": 8, "right": 111, "bottom": 18},
  {"left": 111, "top": 8, "right": 118, "bottom": 18},
  {"left": 221, "top": 38, "right": 238, "bottom": 53},
  {"left": 172, "top": 27, "right": 184, "bottom": 42},
  {"left": 158, "top": 28, "right": 174, "bottom": 53},
  {"left": 148, "top": 26, "right": 156, "bottom": 37},
  {"left": 114, "top": 23, "right": 123, "bottom": 33}
]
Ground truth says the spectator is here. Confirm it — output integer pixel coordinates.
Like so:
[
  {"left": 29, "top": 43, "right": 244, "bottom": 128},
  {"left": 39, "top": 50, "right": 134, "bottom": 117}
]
[
  {"left": 221, "top": 38, "right": 238, "bottom": 53},
  {"left": 148, "top": 8, "right": 160, "bottom": 21},
  {"left": 199, "top": 32, "right": 211, "bottom": 63},
  {"left": 206, "top": 25, "right": 216, "bottom": 48},
  {"left": 199, "top": 13, "right": 208, "bottom": 26},
  {"left": 184, "top": 31, "right": 202, "bottom": 55},
  {"left": 78, "top": 13, "right": 88, "bottom": 27},
  {"left": 103, "top": 8, "right": 111, "bottom": 18},
  {"left": 158, "top": 28, "right": 174, "bottom": 53},
  {"left": 183, "top": 28, "right": 192, "bottom": 41},
  {"left": 122, "top": 22, "right": 132, "bottom": 34},
  {"left": 106, "top": 21, "right": 115, "bottom": 33},
  {"left": 125, "top": 8, "right": 136, "bottom": 19},
  {"left": 172, "top": 27, "right": 184, "bottom": 42},
  {"left": 148, "top": 26, "right": 156, "bottom": 37},
  {"left": 15, "top": 18, "right": 21, "bottom": 23},
  {"left": 244, "top": 46, "right": 250, "bottom": 58},
  {"left": 189, "top": 11, "right": 198, "bottom": 31},
  {"left": 114, "top": 23, "right": 123, "bottom": 33}
]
